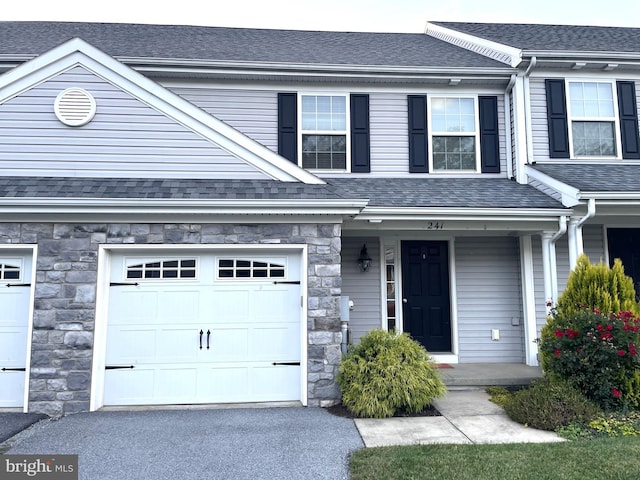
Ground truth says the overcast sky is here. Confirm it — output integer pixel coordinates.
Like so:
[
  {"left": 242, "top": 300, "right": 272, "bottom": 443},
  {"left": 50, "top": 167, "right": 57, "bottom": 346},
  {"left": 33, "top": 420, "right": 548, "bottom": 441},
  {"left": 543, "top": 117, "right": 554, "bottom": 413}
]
[{"left": 3, "top": 0, "right": 639, "bottom": 32}]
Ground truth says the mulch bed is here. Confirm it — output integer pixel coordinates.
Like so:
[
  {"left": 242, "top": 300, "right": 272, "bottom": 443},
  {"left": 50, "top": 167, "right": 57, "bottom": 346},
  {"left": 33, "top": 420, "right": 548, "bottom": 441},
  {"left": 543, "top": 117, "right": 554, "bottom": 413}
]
[{"left": 327, "top": 403, "right": 441, "bottom": 419}]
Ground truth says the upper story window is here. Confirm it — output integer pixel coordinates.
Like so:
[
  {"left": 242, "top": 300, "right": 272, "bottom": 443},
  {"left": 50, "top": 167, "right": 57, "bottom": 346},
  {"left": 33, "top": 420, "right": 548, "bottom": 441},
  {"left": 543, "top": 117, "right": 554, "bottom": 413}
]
[
  {"left": 300, "top": 94, "right": 348, "bottom": 171},
  {"left": 429, "top": 96, "right": 480, "bottom": 172},
  {"left": 568, "top": 81, "right": 618, "bottom": 157},
  {"left": 546, "top": 79, "right": 640, "bottom": 161}
]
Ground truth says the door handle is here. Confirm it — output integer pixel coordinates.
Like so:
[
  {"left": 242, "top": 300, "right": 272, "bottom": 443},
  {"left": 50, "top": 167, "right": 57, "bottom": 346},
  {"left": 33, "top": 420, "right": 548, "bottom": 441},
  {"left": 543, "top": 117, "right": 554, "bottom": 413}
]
[
  {"left": 206, "top": 330, "right": 211, "bottom": 350},
  {"left": 402, "top": 298, "right": 408, "bottom": 303},
  {"left": 199, "top": 329, "right": 203, "bottom": 349}
]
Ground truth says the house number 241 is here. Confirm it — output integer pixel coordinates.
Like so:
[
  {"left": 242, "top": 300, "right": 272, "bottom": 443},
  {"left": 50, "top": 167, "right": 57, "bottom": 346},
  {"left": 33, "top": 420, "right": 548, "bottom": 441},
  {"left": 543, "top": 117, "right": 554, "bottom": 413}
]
[{"left": 426, "top": 222, "right": 444, "bottom": 230}]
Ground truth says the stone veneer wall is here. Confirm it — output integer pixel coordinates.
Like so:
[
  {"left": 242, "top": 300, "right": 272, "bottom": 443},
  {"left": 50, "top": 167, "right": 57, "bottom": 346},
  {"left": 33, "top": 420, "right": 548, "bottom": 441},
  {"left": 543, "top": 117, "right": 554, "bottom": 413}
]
[{"left": 0, "top": 222, "right": 342, "bottom": 415}]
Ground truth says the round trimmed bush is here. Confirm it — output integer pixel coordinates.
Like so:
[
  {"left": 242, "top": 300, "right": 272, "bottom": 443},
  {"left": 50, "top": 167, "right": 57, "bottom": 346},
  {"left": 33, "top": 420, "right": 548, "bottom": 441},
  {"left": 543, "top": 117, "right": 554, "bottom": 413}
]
[
  {"left": 336, "top": 329, "right": 446, "bottom": 418},
  {"left": 504, "top": 376, "right": 601, "bottom": 431}
]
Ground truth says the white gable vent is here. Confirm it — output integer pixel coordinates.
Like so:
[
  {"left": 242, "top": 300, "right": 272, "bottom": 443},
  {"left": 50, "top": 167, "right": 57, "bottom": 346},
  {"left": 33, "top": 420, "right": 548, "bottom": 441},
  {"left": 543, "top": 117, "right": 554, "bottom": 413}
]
[{"left": 54, "top": 88, "right": 97, "bottom": 126}]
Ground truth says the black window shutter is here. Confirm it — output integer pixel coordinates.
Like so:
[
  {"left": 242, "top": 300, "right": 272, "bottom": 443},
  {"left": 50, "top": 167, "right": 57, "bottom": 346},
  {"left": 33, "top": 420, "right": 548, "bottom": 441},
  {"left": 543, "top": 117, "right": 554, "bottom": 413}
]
[
  {"left": 545, "top": 79, "right": 570, "bottom": 158},
  {"left": 408, "top": 95, "right": 428, "bottom": 173},
  {"left": 617, "top": 81, "right": 640, "bottom": 160},
  {"left": 478, "top": 96, "right": 500, "bottom": 173},
  {"left": 277, "top": 93, "right": 297, "bottom": 164},
  {"left": 350, "top": 94, "right": 370, "bottom": 173}
]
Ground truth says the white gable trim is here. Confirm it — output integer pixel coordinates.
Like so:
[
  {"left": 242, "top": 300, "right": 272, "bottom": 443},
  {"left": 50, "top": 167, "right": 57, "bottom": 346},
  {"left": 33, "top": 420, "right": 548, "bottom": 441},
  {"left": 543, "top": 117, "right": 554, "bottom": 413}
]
[
  {"left": 425, "top": 23, "right": 522, "bottom": 68},
  {"left": 0, "top": 38, "right": 324, "bottom": 185}
]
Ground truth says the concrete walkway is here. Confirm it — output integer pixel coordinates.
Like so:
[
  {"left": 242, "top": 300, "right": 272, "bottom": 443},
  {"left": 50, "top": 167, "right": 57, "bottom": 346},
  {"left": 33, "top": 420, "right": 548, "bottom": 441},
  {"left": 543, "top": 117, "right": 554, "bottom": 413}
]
[{"left": 355, "top": 390, "right": 564, "bottom": 447}]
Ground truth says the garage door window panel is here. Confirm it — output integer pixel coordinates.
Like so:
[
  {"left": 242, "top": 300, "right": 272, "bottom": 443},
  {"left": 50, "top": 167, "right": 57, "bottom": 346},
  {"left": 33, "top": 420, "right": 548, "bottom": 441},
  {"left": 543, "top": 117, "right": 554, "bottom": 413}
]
[
  {"left": 126, "top": 258, "right": 197, "bottom": 280},
  {"left": 0, "top": 262, "right": 21, "bottom": 280},
  {"left": 218, "top": 259, "right": 286, "bottom": 279}
]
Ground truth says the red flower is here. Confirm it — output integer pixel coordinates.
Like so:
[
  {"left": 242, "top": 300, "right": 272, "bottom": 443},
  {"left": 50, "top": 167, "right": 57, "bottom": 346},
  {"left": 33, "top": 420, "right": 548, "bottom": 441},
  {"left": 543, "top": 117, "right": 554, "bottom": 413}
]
[
  {"left": 554, "top": 349, "right": 562, "bottom": 357},
  {"left": 593, "top": 308, "right": 601, "bottom": 315},
  {"left": 577, "top": 348, "right": 582, "bottom": 353},
  {"left": 555, "top": 329, "right": 565, "bottom": 338},
  {"left": 612, "top": 388, "right": 621, "bottom": 398},
  {"left": 618, "top": 350, "right": 626, "bottom": 357},
  {"left": 629, "top": 344, "right": 637, "bottom": 356},
  {"left": 607, "top": 324, "right": 614, "bottom": 331},
  {"left": 567, "top": 329, "right": 579, "bottom": 339}
]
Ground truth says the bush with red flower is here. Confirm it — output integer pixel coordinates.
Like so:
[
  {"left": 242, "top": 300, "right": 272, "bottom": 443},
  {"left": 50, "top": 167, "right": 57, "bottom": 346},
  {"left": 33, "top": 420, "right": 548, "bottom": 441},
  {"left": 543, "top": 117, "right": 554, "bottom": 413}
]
[{"left": 540, "top": 308, "right": 640, "bottom": 410}]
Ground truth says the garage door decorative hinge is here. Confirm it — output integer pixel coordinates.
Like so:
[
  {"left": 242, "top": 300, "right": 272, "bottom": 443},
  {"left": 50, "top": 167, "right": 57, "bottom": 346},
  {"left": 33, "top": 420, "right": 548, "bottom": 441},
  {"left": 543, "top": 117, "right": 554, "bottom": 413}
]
[
  {"left": 109, "top": 282, "right": 140, "bottom": 287},
  {"left": 272, "top": 281, "right": 301, "bottom": 285},
  {"left": 1, "top": 367, "right": 26, "bottom": 371},
  {"left": 5, "top": 283, "right": 31, "bottom": 288},
  {"left": 272, "top": 362, "right": 301, "bottom": 366},
  {"left": 105, "top": 365, "right": 135, "bottom": 370}
]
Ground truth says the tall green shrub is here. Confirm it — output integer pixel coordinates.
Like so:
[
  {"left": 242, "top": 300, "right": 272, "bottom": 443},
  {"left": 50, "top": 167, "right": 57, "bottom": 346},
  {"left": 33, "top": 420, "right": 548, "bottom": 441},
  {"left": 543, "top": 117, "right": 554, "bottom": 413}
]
[
  {"left": 336, "top": 329, "right": 446, "bottom": 418},
  {"left": 555, "top": 255, "right": 638, "bottom": 317},
  {"left": 540, "top": 255, "right": 640, "bottom": 410}
]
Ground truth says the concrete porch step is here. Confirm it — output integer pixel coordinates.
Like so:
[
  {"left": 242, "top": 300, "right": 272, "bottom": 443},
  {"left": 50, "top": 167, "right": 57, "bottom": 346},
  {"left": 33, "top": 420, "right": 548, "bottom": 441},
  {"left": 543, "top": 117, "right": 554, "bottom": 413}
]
[{"left": 438, "top": 363, "right": 542, "bottom": 388}]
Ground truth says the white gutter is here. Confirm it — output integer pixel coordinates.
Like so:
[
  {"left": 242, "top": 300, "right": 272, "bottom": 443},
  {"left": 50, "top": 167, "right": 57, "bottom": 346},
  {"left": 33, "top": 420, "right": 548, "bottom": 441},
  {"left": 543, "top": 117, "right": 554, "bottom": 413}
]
[
  {"left": 568, "top": 198, "right": 596, "bottom": 268},
  {"left": 355, "top": 206, "right": 570, "bottom": 218}
]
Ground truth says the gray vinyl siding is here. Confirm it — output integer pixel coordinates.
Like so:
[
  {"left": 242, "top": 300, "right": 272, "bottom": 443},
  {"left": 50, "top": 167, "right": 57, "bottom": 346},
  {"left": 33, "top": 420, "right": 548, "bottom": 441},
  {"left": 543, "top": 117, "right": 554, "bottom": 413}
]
[
  {"left": 341, "top": 237, "right": 382, "bottom": 344},
  {"left": 455, "top": 237, "right": 525, "bottom": 363},
  {"left": 530, "top": 77, "right": 551, "bottom": 162},
  {"left": 369, "top": 93, "right": 509, "bottom": 176},
  {"left": 584, "top": 224, "right": 606, "bottom": 263},
  {"left": 0, "top": 66, "right": 268, "bottom": 179},
  {"left": 167, "top": 86, "right": 278, "bottom": 152}
]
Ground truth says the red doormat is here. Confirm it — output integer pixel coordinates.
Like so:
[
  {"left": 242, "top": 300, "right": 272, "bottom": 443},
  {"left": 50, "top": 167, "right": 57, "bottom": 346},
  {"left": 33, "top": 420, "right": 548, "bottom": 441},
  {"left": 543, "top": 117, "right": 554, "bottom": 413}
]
[{"left": 436, "top": 363, "right": 453, "bottom": 368}]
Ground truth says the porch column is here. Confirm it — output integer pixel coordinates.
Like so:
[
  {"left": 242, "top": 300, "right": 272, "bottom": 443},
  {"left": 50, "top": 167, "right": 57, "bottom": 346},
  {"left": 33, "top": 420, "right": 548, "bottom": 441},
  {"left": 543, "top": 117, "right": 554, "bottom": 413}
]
[
  {"left": 541, "top": 232, "right": 556, "bottom": 315},
  {"left": 520, "top": 235, "right": 539, "bottom": 366}
]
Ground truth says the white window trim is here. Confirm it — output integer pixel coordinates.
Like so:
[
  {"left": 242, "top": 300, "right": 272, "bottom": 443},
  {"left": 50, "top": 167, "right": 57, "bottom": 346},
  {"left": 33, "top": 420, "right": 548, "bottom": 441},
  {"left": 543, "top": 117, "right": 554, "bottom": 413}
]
[
  {"left": 565, "top": 79, "right": 622, "bottom": 160},
  {"left": 427, "top": 95, "right": 481, "bottom": 173},
  {"left": 298, "top": 92, "right": 351, "bottom": 173}
]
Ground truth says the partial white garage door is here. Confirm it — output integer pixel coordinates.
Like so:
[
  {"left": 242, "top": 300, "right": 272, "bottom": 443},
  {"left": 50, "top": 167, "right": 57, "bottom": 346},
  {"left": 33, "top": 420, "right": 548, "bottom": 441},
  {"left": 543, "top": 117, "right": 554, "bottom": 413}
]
[
  {"left": 104, "top": 250, "right": 302, "bottom": 406},
  {"left": 0, "top": 253, "right": 32, "bottom": 408}
]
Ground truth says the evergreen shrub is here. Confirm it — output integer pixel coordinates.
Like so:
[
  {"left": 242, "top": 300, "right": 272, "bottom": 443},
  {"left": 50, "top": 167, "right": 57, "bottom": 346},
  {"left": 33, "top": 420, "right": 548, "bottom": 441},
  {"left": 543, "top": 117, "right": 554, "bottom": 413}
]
[{"left": 336, "top": 329, "right": 446, "bottom": 418}]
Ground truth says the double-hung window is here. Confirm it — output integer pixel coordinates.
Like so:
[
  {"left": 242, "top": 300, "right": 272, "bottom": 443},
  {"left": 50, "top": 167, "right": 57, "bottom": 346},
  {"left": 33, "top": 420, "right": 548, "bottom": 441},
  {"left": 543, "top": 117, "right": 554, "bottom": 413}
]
[
  {"left": 429, "top": 96, "right": 480, "bottom": 172},
  {"left": 567, "top": 81, "right": 619, "bottom": 157},
  {"left": 300, "top": 94, "right": 348, "bottom": 171}
]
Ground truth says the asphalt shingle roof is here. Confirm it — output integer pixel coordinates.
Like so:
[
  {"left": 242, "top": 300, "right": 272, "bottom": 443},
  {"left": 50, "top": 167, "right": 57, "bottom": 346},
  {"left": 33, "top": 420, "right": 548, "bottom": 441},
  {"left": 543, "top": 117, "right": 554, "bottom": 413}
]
[
  {"left": 532, "top": 164, "right": 640, "bottom": 192},
  {"left": 0, "top": 21, "right": 508, "bottom": 69},
  {"left": 328, "top": 178, "right": 565, "bottom": 209},
  {"left": 0, "top": 176, "right": 566, "bottom": 210},
  {"left": 431, "top": 21, "right": 640, "bottom": 53},
  {"left": 0, "top": 177, "right": 348, "bottom": 200}
]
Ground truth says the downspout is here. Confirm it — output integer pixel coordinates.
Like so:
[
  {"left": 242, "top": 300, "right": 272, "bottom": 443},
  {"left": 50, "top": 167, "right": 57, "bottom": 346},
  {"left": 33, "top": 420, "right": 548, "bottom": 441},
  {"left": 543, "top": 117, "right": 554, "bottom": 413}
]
[
  {"left": 549, "top": 215, "right": 567, "bottom": 305},
  {"left": 504, "top": 74, "right": 517, "bottom": 179},
  {"left": 523, "top": 56, "right": 537, "bottom": 165},
  {"left": 568, "top": 199, "right": 597, "bottom": 268}
]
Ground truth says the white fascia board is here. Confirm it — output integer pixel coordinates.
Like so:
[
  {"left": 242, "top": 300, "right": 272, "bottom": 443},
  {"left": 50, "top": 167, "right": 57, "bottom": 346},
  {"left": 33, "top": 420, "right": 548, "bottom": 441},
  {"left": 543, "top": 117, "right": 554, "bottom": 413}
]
[
  {"left": 525, "top": 165, "right": 581, "bottom": 207},
  {"left": 580, "top": 192, "right": 640, "bottom": 201},
  {"left": 524, "top": 50, "right": 640, "bottom": 62},
  {"left": 0, "top": 197, "right": 368, "bottom": 216},
  {"left": 355, "top": 206, "right": 570, "bottom": 222},
  {"left": 425, "top": 23, "right": 522, "bottom": 68},
  {"left": 0, "top": 38, "right": 324, "bottom": 186},
  {"left": 120, "top": 57, "right": 515, "bottom": 77}
]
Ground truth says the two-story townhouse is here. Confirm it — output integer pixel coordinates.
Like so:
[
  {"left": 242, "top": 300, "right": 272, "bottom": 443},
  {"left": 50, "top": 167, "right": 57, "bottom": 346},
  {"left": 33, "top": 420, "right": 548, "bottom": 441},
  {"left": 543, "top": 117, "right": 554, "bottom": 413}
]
[
  {"left": 428, "top": 22, "right": 640, "bottom": 340},
  {"left": 0, "top": 22, "right": 570, "bottom": 416}
]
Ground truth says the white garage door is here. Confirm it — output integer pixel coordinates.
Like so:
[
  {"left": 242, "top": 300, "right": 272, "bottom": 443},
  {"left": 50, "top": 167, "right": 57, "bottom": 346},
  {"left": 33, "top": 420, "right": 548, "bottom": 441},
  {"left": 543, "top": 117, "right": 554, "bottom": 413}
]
[
  {"left": 0, "top": 253, "right": 32, "bottom": 408},
  {"left": 104, "top": 250, "right": 302, "bottom": 406}
]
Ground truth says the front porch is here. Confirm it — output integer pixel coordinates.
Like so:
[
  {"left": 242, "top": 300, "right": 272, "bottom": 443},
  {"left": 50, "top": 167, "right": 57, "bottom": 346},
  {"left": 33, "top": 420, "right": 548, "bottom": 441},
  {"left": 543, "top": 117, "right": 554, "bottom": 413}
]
[{"left": 438, "top": 363, "right": 542, "bottom": 388}]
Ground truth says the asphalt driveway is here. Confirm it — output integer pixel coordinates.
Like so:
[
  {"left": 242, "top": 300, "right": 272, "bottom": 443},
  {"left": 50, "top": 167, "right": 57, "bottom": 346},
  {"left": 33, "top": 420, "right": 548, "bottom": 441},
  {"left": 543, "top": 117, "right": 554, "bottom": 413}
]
[{"left": 4, "top": 407, "right": 363, "bottom": 480}]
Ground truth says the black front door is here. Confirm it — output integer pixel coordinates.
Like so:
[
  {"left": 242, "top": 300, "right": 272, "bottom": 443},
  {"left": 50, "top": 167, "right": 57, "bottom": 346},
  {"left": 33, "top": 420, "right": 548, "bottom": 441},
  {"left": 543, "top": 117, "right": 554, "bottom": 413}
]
[
  {"left": 607, "top": 228, "right": 640, "bottom": 298},
  {"left": 401, "top": 241, "right": 451, "bottom": 352}
]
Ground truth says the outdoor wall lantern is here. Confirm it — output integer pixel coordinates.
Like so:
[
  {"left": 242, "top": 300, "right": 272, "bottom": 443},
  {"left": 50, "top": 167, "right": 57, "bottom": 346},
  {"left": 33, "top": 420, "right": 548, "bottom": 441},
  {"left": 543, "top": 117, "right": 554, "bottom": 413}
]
[{"left": 357, "top": 244, "right": 372, "bottom": 272}]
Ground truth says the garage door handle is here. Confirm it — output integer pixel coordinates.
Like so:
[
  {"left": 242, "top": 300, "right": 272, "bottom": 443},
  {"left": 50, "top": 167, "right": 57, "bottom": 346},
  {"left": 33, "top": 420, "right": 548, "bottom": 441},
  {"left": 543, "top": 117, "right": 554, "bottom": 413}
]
[
  {"left": 5, "top": 283, "right": 31, "bottom": 288},
  {"left": 1, "top": 367, "right": 26, "bottom": 372},
  {"left": 105, "top": 365, "right": 134, "bottom": 370},
  {"left": 272, "top": 362, "right": 301, "bottom": 366},
  {"left": 199, "top": 330, "right": 203, "bottom": 349},
  {"left": 206, "top": 330, "right": 211, "bottom": 350}
]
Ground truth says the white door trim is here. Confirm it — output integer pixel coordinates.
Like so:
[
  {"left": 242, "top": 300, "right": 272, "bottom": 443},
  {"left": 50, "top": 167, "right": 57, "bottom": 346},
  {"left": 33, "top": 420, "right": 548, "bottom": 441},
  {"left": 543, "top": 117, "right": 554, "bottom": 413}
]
[
  {"left": 0, "top": 245, "right": 37, "bottom": 412},
  {"left": 90, "top": 244, "right": 308, "bottom": 411}
]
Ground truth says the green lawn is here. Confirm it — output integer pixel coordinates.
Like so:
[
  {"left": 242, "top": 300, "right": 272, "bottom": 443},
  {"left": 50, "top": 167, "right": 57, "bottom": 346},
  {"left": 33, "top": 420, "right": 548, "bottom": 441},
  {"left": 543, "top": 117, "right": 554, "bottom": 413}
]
[{"left": 349, "top": 437, "right": 640, "bottom": 480}]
